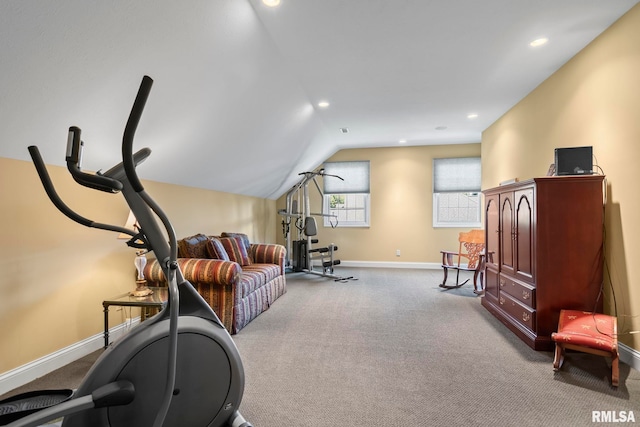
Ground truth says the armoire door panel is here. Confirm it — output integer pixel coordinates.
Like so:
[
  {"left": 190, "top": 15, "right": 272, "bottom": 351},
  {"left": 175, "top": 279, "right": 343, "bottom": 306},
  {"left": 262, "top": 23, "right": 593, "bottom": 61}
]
[
  {"left": 499, "top": 193, "right": 515, "bottom": 276},
  {"left": 484, "top": 194, "right": 500, "bottom": 271},
  {"left": 515, "top": 188, "right": 534, "bottom": 282}
]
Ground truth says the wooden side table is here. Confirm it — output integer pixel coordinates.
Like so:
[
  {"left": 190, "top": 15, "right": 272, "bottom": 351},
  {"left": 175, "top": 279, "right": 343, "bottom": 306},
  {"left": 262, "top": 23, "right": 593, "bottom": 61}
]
[{"left": 102, "top": 287, "right": 168, "bottom": 348}]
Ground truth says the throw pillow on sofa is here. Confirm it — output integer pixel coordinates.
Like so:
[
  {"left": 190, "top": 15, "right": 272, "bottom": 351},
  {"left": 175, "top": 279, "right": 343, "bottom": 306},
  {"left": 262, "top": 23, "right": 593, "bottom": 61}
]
[
  {"left": 221, "top": 232, "right": 253, "bottom": 263},
  {"left": 206, "top": 237, "right": 231, "bottom": 261},
  {"left": 220, "top": 232, "right": 250, "bottom": 250},
  {"left": 177, "top": 234, "right": 210, "bottom": 258},
  {"left": 219, "top": 236, "right": 251, "bottom": 266}
]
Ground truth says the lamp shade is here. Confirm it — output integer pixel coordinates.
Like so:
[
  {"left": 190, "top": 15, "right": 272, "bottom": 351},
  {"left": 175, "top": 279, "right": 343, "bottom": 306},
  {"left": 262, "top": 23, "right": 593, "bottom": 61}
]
[{"left": 118, "top": 210, "right": 139, "bottom": 240}]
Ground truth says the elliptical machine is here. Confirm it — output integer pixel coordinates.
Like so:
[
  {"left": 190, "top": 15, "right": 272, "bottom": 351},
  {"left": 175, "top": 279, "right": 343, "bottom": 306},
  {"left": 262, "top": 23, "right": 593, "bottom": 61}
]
[{"left": 6, "top": 76, "right": 253, "bottom": 427}]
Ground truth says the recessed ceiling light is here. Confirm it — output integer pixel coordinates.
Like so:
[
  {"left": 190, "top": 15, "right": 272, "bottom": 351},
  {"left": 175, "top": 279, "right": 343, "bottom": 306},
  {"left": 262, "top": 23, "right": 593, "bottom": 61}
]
[
  {"left": 530, "top": 37, "right": 549, "bottom": 47},
  {"left": 398, "top": 139, "right": 407, "bottom": 144},
  {"left": 262, "top": 0, "right": 281, "bottom": 7},
  {"left": 467, "top": 113, "right": 478, "bottom": 119},
  {"left": 435, "top": 126, "right": 447, "bottom": 131},
  {"left": 317, "top": 101, "right": 330, "bottom": 108}
]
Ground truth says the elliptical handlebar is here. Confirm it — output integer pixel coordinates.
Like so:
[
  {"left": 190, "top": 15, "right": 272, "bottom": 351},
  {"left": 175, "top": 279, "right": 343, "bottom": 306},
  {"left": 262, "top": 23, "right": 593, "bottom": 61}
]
[
  {"left": 29, "top": 145, "right": 95, "bottom": 229},
  {"left": 66, "top": 126, "right": 124, "bottom": 193},
  {"left": 118, "top": 76, "right": 180, "bottom": 427},
  {"left": 123, "top": 75, "right": 153, "bottom": 193},
  {"left": 118, "top": 75, "right": 178, "bottom": 267},
  {"left": 27, "top": 77, "right": 161, "bottom": 250},
  {"left": 28, "top": 145, "right": 138, "bottom": 238}
]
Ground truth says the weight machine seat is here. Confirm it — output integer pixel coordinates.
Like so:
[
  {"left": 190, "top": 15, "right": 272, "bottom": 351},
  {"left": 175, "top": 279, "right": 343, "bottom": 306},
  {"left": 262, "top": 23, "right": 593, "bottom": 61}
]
[{"left": 551, "top": 309, "right": 619, "bottom": 387}]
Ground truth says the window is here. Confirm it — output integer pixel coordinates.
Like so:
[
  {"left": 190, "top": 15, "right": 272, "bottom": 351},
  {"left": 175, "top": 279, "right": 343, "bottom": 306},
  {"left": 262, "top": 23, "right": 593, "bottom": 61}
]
[
  {"left": 323, "top": 161, "right": 370, "bottom": 227},
  {"left": 433, "top": 157, "right": 481, "bottom": 228},
  {"left": 323, "top": 193, "right": 370, "bottom": 227}
]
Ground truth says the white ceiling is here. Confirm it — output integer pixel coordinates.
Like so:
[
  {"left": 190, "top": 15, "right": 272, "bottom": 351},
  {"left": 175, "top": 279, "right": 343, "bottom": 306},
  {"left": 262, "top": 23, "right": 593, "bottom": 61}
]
[{"left": 1, "top": 0, "right": 637, "bottom": 199}]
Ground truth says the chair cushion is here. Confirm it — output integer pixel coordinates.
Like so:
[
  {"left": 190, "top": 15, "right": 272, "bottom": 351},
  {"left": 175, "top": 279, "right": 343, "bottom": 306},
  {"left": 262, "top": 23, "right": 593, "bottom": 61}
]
[
  {"left": 220, "top": 236, "right": 251, "bottom": 266},
  {"left": 551, "top": 310, "right": 617, "bottom": 353}
]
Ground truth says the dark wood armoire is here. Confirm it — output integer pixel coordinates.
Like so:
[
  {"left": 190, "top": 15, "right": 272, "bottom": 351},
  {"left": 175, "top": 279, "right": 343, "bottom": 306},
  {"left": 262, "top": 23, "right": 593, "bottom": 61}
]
[{"left": 481, "top": 175, "right": 605, "bottom": 350}]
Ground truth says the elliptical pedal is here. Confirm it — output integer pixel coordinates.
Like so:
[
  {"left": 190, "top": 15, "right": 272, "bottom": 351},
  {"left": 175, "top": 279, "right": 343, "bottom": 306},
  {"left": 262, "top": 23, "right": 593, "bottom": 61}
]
[{"left": 0, "top": 390, "right": 73, "bottom": 425}]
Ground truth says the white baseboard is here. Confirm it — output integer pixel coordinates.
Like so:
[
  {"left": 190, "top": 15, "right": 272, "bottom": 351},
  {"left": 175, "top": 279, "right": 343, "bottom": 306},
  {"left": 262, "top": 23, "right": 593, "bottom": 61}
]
[
  {"left": 0, "top": 318, "right": 140, "bottom": 396},
  {"left": 620, "top": 342, "right": 640, "bottom": 372}
]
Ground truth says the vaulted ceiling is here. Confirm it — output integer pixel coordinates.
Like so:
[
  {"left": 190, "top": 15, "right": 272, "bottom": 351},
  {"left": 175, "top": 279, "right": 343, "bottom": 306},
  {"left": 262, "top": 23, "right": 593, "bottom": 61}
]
[{"left": 1, "top": 1, "right": 637, "bottom": 199}]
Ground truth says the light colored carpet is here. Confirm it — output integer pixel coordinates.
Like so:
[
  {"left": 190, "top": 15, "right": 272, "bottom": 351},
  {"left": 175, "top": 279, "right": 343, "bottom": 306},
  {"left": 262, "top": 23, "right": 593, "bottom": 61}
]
[
  {"left": 4, "top": 267, "right": 639, "bottom": 426},
  {"left": 233, "top": 268, "right": 640, "bottom": 427}
]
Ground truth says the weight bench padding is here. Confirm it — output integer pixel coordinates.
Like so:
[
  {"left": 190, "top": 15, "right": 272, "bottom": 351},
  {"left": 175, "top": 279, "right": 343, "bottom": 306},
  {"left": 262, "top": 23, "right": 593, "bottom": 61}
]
[{"left": 304, "top": 216, "right": 317, "bottom": 236}]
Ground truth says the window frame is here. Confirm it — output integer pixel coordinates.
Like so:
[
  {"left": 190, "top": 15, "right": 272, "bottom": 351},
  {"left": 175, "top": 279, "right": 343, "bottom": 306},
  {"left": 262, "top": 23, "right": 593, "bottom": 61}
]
[
  {"left": 432, "top": 191, "right": 482, "bottom": 228},
  {"left": 432, "top": 157, "right": 482, "bottom": 228},
  {"left": 323, "top": 193, "right": 371, "bottom": 228}
]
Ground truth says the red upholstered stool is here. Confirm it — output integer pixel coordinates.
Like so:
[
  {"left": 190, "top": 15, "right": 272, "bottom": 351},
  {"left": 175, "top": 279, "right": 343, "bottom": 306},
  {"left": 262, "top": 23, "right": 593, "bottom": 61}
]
[{"left": 551, "top": 309, "right": 619, "bottom": 386}]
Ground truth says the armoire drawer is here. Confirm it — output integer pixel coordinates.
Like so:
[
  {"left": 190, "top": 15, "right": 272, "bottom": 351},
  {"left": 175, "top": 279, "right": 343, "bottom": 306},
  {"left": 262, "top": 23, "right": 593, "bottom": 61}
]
[
  {"left": 499, "top": 275, "right": 535, "bottom": 308},
  {"left": 498, "top": 291, "right": 536, "bottom": 331}
]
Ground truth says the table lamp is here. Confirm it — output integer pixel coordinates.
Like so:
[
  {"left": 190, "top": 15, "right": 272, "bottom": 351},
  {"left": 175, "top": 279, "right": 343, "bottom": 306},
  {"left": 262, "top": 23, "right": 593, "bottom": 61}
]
[{"left": 119, "top": 211, "right": 153, "bottom": 297}]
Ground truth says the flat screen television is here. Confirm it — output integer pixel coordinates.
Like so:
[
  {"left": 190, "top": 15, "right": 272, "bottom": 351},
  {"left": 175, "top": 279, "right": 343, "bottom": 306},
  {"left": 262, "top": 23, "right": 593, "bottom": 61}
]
[{"left": 554, "top": 146, "right": 593, "bottom": 176}]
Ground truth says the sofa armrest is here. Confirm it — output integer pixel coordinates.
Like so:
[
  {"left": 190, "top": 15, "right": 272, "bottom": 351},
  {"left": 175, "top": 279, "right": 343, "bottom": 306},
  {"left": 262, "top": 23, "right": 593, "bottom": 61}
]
[{"left": 250, "top": 243, "right": 286, "bottom": 274}]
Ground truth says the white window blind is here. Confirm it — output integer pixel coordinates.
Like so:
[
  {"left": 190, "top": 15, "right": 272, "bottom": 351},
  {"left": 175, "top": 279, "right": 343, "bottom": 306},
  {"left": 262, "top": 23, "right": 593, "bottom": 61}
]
[
  {"left": 433, "top": 157, "right": 481, "bottom": 193},
  {"left": 323, "top": 161, "right": 370, "bottom": 194}
]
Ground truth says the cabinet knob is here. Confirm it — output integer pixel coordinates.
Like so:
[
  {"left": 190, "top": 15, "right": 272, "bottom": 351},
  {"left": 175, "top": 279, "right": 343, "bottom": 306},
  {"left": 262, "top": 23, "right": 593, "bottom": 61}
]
[
  {"left": 523, "top": 290, "right": 530, "bottom": 300},
  {"left": 500, "top": 279, "right": 505, "bottom": 287},
  {"left": 522, "top": 312, "right": 531, "bottom": 322},
  {"left": 499, "top": 297, "right": 505, "bottom": 305}
]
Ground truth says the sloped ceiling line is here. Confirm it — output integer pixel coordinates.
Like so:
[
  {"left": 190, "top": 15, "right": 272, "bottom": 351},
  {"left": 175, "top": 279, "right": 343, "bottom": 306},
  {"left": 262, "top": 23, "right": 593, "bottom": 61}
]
[{"left": 0, "top": 0, "right": 636, "bottom": 199}]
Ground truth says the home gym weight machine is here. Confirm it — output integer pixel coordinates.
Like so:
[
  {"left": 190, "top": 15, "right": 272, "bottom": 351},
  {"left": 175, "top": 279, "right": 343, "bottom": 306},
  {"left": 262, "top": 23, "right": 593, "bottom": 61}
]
[
  {"left": 1, "top": 76, "right": 253, "bottom": 427},
  {"left": 279, "top": 169, "right": 354, "bottom": 282}
]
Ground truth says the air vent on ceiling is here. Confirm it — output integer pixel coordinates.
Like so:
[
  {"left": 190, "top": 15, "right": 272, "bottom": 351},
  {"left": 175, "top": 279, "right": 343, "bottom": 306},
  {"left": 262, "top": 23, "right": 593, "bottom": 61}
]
[{"left": 340, "top": 127, "right": 349, "bottom": 134}]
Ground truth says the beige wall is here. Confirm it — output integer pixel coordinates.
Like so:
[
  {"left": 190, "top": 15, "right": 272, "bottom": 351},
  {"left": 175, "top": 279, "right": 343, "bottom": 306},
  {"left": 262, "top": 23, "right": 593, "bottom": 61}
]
[
  {"left": 482, "top": 4, "right": 640, "bottom": 351},
  {"left": 0, "top": 157, "right": 276, "bottom": 373},
  {"left": 276, "top": 143, "right": 481, "bottom": 264}
]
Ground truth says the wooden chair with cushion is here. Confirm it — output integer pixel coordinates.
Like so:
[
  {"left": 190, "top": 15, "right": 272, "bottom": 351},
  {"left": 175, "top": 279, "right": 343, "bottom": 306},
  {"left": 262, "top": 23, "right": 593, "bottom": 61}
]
[
  {"left": 439, "top": 229, "right": 486, "bottom": 294},
  {"left": 551, "top": 309, "right": 619, "bottom": 387}
]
